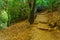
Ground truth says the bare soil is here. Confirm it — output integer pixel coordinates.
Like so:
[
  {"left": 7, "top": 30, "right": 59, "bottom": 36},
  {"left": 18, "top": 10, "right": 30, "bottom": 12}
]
[{"left": 0, "top": 11, "right": 60, "bottom": 40}]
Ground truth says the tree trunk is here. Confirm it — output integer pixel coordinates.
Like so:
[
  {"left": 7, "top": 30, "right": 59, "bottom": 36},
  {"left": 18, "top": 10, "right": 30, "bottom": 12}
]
[{"left": 28, "top": 0, "right": 36, "bottom": 24}]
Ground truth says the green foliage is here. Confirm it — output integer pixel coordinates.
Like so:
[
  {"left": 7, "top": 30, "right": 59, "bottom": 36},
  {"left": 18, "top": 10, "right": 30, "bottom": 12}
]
[
  {"left": 0, "top": 0, "right": 31, "bottom": 29},
  {"left": 0, "top": 10, "right": 8, "bottom": 29},
  {"left": 0, "top": 10, "right": 8, "bottom": 23},
  {"left": 6, "top": 0, "right": 31, "bottom": 26},
  {"left": 36, "top": 0, "right": 60, "bottom": 11},
  {"left": 0, "top": 0, "right": 60, "bottom": 29}
]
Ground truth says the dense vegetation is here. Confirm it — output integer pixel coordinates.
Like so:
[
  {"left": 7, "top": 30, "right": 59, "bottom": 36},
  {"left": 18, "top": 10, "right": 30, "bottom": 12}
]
[
  {"left": 7, "top": 0, "right": 31, "bottom": 26},
  {"left": 0, "top": 0, "right": 60, "bottom": 29}
]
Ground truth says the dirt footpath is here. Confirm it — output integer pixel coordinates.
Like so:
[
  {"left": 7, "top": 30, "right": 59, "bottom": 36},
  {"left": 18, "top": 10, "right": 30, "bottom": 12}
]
[
  {"left": 30, "top": 12, "right": 60, "bottom": 40},
  {"left": 0, "top": 20, "right": 31, "bottom": 40},
  {"left": 0, "top": 12, "right": 60, "bottom": 40},
  {"left": 30, "top": 23, "right": 60, "bottom": 40}
]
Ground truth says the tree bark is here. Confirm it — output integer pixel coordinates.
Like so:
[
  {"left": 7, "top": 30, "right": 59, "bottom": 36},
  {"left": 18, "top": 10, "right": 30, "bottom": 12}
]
[{"left": 28, "top": 0, "right": 36, "bottom": 24}]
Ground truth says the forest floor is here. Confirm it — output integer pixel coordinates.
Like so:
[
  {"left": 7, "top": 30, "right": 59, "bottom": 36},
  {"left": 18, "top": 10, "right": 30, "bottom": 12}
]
[
  {"left": 30, "top": 11, "right": 60, "bottom": 40},
  {"left": 0, "top": 11, "right": 60, "bottom": 40}
]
